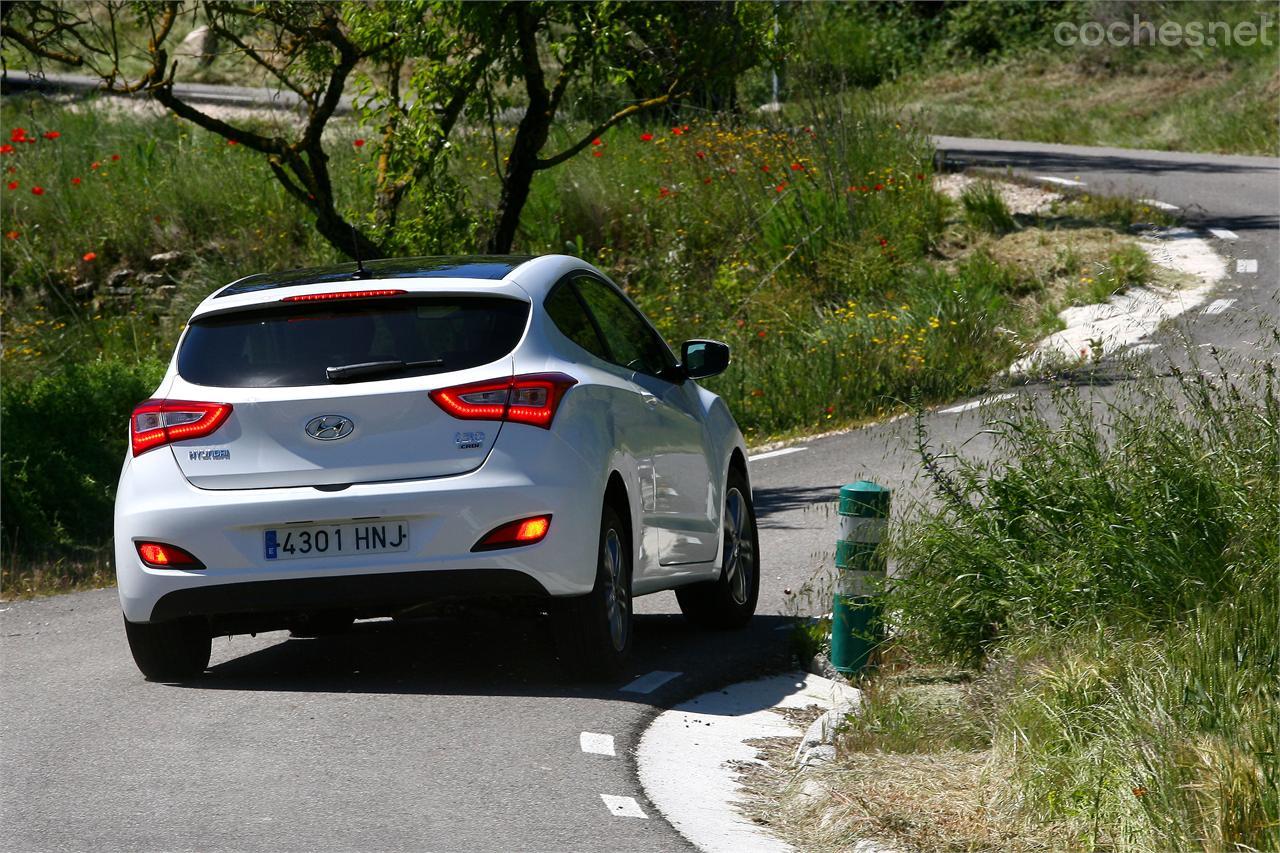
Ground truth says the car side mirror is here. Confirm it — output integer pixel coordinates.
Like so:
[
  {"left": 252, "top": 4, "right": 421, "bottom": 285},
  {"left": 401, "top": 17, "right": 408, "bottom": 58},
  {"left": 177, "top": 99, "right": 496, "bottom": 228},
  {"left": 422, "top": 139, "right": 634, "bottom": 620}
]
[{"left": 681, "top": 339, "right": 731, "bottom": 379}]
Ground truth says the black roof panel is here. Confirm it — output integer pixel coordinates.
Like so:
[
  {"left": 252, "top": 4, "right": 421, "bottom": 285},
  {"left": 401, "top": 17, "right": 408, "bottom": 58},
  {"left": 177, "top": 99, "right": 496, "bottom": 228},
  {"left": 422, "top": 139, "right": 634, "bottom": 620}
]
[{"left": 215, "top": 255, "right": 534, "bottom": 298}]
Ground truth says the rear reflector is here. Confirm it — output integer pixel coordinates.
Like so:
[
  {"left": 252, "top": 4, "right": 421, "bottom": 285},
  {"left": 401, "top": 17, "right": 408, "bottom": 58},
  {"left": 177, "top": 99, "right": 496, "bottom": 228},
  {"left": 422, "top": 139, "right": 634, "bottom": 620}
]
[
  {"left": 430, "top": 373, "right": 577, "bottom": 429},
  {"left": 131, "top": 399, "right": 233, "bottom": 456},
  {"left": 282, "top": 289, "right": 406, "bottom": 302},
  {"left": 136, "top": 541, "right": 205, "bottom": 569},
  {"left": 472, "top": 515, "right": 553, "bottom": 551}
]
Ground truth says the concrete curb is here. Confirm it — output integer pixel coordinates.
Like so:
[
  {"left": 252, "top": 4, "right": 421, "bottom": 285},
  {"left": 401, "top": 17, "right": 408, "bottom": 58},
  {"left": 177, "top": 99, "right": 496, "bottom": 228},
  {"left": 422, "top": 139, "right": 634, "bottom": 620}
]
[{"left": 636, "top": 671, "right": 860, "bottom": 853}]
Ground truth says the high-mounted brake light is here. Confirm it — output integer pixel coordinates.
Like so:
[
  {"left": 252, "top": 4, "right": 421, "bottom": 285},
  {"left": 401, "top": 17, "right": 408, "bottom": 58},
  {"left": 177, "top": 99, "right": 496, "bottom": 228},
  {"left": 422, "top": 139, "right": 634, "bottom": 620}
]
[
  {"left": 131, "top": 399, "right": 233, "bottom": 456},
  {"left": 136, "top": 541, "right": 205, "bottom": 569},
  {"left": 472, "top": 515, "right": 553, "bottom": 551},
  {"left": 430, "top": 373, "right": 577, "bottom": 429},
  {"left": 281, "top": 289, "right": 406, "bottom": 302}
]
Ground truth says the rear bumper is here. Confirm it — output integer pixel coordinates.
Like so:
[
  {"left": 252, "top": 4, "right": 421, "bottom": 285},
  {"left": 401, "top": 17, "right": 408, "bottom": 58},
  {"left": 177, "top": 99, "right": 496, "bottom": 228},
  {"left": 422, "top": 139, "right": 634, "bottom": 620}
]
[
  {"left": 115, "top": 433, "right": 603, "bottom": 623},
  {"left": 150, "top": 569, "right": 549, "bottom": 622}
]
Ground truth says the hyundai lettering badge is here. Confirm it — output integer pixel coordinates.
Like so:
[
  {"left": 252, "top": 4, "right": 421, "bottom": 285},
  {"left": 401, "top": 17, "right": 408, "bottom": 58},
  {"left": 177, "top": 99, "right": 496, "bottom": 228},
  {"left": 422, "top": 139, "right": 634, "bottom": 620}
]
[{"left": 305, "top": 415, "right": 354, "bottom": 441}]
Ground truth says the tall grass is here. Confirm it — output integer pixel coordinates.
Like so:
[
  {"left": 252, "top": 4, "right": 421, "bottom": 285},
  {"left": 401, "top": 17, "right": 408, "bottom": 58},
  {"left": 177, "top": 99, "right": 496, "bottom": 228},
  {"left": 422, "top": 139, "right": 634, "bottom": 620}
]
[{"left": 884, "top": 346, "right": 1280, "bottom": 850}]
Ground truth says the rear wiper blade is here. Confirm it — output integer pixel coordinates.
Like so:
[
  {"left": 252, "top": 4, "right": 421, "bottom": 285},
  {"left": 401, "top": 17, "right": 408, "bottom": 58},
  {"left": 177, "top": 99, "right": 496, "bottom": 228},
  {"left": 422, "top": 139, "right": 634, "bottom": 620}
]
[{"left": 325, "top": 359, "right": 444, "bottom": 383}]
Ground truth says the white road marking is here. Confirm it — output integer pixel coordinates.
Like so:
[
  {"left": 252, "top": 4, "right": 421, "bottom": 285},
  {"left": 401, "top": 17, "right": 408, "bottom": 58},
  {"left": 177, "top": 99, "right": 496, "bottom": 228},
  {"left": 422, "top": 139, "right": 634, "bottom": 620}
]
[
  {"left": 1203, "top": 298, "right": 1237, "bottom": 316},
  {"left": 600, "top": 794, "right": 648, "bottom": 819},
  {"left": 620, "top": 670, "right": 682, "bottom": 694},
  {"left": 1140, "top": 198, "right": 1179, "bottom": 211},
  {"left": 939, "top": 392, "right": 1016, "bottom": 414},
  {"left": 1034, "top": 175, "right": 1085, "bottom": 187},
  {"left": 1208, "top": 228, "right": 1239, "bottom": 241},
  {"left": 1237, "top": 259, "right": 1258, "bottom": 273},
  {"left": 580, "top": 732, "right": 616, "bottom": 756},
  {"left": 747, "top": 446, "right": 805, "bottom": 462}
]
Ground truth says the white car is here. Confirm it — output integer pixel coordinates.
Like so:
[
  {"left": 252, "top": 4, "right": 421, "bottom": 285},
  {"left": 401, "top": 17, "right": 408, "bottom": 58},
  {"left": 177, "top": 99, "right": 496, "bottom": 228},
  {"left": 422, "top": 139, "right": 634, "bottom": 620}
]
[{"left": 115, "top": 254, "right": 759, "bottom": 680}]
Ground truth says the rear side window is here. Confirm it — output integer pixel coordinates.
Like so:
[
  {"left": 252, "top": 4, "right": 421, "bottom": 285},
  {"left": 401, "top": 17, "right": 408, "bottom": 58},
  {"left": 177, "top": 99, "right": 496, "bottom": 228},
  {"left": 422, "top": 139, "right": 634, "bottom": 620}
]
[
  {"left": 178, "top": 296, "right": 529, "bottom": 387},
  {"left": 544, "top": 281, "right": 609, "bottom": 360},
  {"left": 574, "top": 276, "right": 677, "bottom": 376}
]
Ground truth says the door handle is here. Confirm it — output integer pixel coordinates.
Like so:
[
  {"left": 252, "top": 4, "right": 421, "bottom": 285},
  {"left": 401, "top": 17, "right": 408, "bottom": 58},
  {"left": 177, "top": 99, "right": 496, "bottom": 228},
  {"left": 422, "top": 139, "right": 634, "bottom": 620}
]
[{"left": 642, "top": 393, "right": 660, "bottom": 408}]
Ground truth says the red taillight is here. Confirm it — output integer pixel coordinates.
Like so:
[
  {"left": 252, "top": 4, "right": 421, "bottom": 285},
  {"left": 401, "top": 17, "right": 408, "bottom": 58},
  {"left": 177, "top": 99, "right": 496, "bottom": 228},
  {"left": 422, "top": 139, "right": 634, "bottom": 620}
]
[
  {"left": 131, "top": 399, "right": 233, "bottom": 456},
  {"left": 136, "top": 541, "right": 204, "bottom": 569},
  {"left": 472, "top": 515, "right": 552, "bottom": 551},
  {"left": 281, "top": 289, "right": 406, "bottom": 302},
  {"left": 430, "top": 373, "right": 577, "bottom": 429}
]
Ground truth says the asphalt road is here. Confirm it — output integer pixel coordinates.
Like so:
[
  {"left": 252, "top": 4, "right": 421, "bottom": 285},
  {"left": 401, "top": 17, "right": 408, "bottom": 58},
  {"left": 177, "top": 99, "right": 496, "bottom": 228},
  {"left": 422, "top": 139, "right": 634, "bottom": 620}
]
[{"left": 2, "top": 138, "right": 1276, "bottom": 853}]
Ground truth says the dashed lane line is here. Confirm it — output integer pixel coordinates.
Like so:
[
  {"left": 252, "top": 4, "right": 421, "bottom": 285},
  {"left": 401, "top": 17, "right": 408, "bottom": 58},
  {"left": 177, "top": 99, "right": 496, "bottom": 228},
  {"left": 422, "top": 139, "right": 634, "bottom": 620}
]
[
  {"left": 600, "top": 795, "right": 648, "bottom": 819},
  {"left": 1237, "top": 259, "right": 1258, "bottom": 273},
  {"left": 1034, "top": 175, "right": 1086, "bottom": 187},
  {"left": 747, "top": 446, "right": 805, "bottom": 463},
  {"left": 939, "top": 392, "right": 1017, "bottom": 414},
  {"left": 1208, "top": 228, "right": 1239, "bottom": 241},
  {"left": 620, "top": 670, "right": 682, "bottom": 695},
  {"left": 1203, "top": 298, "right": 1237, "bottom": 316},
  {"left": 1140, "top": 198, "right": 1179, "bottom": 211},
  {"left": 580, "top": 732, "right": 616, "bottom": 757}
]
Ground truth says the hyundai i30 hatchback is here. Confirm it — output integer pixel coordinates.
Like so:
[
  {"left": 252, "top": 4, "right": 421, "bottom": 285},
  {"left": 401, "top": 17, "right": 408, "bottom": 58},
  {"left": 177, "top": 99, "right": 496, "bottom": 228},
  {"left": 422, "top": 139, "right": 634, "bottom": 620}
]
[{"left": 115, "top": 254, "right": 759, "bottom": 680}]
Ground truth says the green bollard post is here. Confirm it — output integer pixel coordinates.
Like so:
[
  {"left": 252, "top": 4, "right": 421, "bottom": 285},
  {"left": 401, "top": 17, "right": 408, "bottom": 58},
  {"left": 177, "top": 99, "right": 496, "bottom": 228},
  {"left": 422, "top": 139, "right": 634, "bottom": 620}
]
[{"left": 830, "top": 480, "right": 889, "bottom": 675}]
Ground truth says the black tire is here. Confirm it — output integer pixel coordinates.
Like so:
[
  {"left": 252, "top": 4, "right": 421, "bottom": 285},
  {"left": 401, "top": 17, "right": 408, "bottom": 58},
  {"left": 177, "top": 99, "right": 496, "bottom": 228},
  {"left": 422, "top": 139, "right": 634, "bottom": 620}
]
[
  {"left": 123, "top": 616, "right": 211, "bottom": 682},
  {"left": 553, "top": 502, "right": 633, "bottom": 679},
  {"left": 676, "top": 469, "right": 760, "bottom": 629}
]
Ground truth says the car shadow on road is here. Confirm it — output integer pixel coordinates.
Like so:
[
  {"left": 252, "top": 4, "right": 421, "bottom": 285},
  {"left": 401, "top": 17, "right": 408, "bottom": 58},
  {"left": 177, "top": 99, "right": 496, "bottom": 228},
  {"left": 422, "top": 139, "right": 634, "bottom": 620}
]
[{"left": 185, "top": 610, "right": 797, "bottom": 706}]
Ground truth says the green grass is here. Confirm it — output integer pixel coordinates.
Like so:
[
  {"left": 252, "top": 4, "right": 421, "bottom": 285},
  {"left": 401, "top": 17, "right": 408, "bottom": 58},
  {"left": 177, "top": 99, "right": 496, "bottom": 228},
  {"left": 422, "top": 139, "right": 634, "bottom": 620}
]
[
  {"left": 865, "top": 344, "right": 1280, "bottom": 850},
  {"left": 960, "top": 180, "right": 1017, "bottom": 235}
]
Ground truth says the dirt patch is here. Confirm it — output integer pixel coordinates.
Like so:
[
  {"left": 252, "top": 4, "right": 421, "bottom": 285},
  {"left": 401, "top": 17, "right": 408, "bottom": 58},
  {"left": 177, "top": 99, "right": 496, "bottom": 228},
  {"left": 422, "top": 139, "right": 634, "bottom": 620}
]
[{"left": 933, "top": 173, "right": 1061, "bottom": 216}]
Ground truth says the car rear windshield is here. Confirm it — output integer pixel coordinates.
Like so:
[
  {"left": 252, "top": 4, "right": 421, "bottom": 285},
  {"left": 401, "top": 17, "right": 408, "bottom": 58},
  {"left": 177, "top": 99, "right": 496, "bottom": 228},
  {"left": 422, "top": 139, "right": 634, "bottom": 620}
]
[{"left": 178, "top": 296, "right": 529, "bottom": 387}]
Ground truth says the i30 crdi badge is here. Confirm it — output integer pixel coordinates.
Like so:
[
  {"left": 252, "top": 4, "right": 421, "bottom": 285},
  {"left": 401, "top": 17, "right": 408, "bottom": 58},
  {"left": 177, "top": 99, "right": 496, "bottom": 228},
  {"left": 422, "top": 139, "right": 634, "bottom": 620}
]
[{"left": 115, "top": 255, "right": 759, "bottom": 681}]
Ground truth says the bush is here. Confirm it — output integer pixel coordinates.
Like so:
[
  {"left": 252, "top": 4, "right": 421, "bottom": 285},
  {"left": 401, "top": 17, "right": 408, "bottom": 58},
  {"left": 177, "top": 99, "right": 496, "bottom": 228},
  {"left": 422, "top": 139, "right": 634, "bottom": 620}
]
[
  {"left": 1, "top": 358, "right": 166, "bottom": 559},
  {"left": 961, "top": 181, "right": 1017, "bottom": 235}
]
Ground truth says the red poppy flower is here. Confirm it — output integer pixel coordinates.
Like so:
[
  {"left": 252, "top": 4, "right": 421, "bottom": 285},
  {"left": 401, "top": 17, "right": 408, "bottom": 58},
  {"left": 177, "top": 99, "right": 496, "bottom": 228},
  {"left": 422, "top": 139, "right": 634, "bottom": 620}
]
[
  {"left": 916, "top": 173, "right": 925, "bottom": 181},
  {"left": 757, "top": 330, "right": 767, "bottom": 339},
  {"left": 703, "top": 177, "right": 712, "bottom": 184},
  {"left": 353, "top": 138, "right": 365, "bottom": 147},
  {"left": 30, "top": 185, "right": 44, "bottom": 196},
  {"left": 71, "top": 177, "right": 81, "bottom": 185},
  {"left": 671, "top": 127, "right": 683, "bottom": 136},
  {"left": 91, "top": 161, "right": 101, "bottom": 170},
  {"left": 860, "top": 185, "right": 869, "bottom": 192},
  {"left": 825, "top": 406, "right": 835, "bottom": 414},
  {"left": 640, "top": 133, "right": 654, "bottom": 142},
  {"left": 591, "top": 138, "right": 602, "bottom": 146},
  {"left": 658, "top": 186, "right": 672, "bottom": 199},
  {"left": 111, "top": 153, "right": 121, "bottom": 160},
  {"left": 682, "top": 125, "right": 689, "bottom": 132},
  {"left": 874, "top": 183, "right": 884, "bottom": 191},
  {"left": 790, "top": 162, "right": 803, "bottom": 171},
  {"left": 760, "top": 165, "right": 770, "bottom": 173},
  {"left": 775, "top": 183, "right": 786, "bottom": 192},
  {"left": 9, "top": 128, "right": 27, "bottom": 143},
  {"left": 877, "top": 237, "right": 888, "bottom": 247},
  {"left": 42, "top": 131, "right": 60, "bottom": 140},
  {"left": 592, "top": 150, "right": 602, "bottom": 157},
  {"left": 6, "top": 166, "right": 15, "bottom": 173},
  {"left": 0, "top": 144, "right": 14, "bottom": 155},
  {"left": 6, "top": 181, "right": 17, "bottom": 191},
  {"left": 82, "top": 251, "right": 97, "bottom": 262},
  {"left": 5, "top": 230, "right": 19, "bottom": 240},
  {"left": 695, "top": 151, "right": 706, "bottom": 160},
  {"left": 226, "top": 140, "right": 238, "bottom": 146}
]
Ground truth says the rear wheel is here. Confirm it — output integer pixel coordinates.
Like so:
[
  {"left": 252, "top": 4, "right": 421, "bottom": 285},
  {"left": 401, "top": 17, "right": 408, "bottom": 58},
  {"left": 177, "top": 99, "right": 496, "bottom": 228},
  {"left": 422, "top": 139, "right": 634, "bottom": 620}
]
[
  {"left": 676, "top": 470, "right": 759, "bottom": 628},
  {"left": 123, "top": 616, "right": 211, "bottom": 682},
  {"left": 554, "top": 502, "right": 633, "bottom": 679}
]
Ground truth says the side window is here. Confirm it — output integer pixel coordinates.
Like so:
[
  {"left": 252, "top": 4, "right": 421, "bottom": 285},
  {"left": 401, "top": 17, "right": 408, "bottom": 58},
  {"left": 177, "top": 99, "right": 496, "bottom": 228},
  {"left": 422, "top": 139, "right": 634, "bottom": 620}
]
[
  {"left": 574, "top": 276, "right": 677, "bottom": 376},
  {"left": 544, "top": 280, "right": 609, "bottom": 361}
]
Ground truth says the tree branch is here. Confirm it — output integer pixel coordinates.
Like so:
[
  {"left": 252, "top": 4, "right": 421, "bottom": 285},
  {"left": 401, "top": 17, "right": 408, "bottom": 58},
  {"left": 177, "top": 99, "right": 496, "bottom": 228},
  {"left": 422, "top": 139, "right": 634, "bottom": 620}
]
[{"left": 536, "top": 86, "right": 685, "bottom": 170}]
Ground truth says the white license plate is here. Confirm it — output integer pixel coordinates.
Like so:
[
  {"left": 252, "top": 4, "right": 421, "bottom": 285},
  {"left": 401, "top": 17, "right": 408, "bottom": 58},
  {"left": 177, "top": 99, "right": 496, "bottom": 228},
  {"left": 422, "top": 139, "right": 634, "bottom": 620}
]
[{"left": 264, "top": 520, "right": 409, "bottom": 561}]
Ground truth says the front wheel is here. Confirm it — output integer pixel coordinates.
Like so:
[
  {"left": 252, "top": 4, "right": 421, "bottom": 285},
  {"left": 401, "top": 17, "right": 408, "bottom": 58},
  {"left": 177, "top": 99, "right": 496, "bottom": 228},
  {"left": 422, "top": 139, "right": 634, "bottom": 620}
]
[
  {"left": 123, "top": 616, "right": 211, "bottom": 682},
  {"left": 676, "top": 472, "right": 759, "bottom": 629},
  {"left": 553, "top": 502, "right": 633, "bottom": 679}
]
